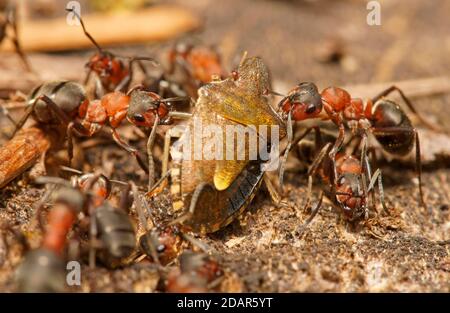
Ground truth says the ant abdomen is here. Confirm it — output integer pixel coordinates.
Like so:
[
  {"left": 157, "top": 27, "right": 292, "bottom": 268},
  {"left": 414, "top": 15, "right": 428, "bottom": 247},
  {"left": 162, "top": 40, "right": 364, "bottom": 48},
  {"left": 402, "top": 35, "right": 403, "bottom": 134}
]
[
  {"left": 94, "top": 203, "right": 135, "bottom": 262},
  {"left": 371, "top": 99, "right": 415, "bottom": 155},
  {"left": 29, "top": 81, "right": 86, "bottom": 124}
]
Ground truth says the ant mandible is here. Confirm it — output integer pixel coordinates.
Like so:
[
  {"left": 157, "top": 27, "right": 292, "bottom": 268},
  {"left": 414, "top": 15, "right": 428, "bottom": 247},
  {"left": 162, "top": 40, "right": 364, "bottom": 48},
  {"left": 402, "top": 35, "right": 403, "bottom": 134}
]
[{"left": 276, "top": 83, "right": 436, "bottom": 211}]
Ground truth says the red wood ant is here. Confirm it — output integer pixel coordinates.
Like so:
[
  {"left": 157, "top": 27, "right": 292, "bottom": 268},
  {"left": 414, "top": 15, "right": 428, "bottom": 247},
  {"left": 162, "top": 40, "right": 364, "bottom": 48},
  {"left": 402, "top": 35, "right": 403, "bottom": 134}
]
[
  {"left": 16, "top": 185, "right": 86, "bottom": 292},
  {"left": 9, "top": 80, "right": 191, "bottom": 189},
  {"left": 0, "top": 1, "right": 31, "bottom": 71},
  {"left": 16, "top": 170, "right": 135, "bottom": 291},
  {"left": 166, "top": 250, "right": 223, "bottom": 293},
  {"left": 296, "top": 127, "right": 388, "bottom": 226},
  {"left": 167, "top": 42, "right": 226, "bottom": 97},
  {"left": 131, "top": 182, "right": 209, "bottom": 266},
  {"left": 276, "top": 83, "right": 435, "bottom": 211},
  {"left": 66, "top": 7, "right": 157, "bottom": 96}
]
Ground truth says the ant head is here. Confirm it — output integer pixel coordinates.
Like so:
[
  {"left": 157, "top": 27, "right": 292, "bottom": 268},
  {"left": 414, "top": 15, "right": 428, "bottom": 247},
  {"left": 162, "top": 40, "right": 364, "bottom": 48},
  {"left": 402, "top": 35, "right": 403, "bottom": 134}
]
[
  {"left": 279, "top": 82, "right": 323, "bottom": 121},
  {"left": 336, "top": 155, "right": 361, "bottom": 175},
  {"left": 76, "top": 173, "right": 111, "bottom": 205},
  {"left": 336, "top": 174, "right": 364, "bottom": 220},
  {"left": 127, "top": 90, "right": 169, "bottom": 127},
  {"left": 87, "top": 52, "right": 125, "bottom": 81},
  {"left": 54, "top": 186, "right": 86, "bottom": 214},
  {"left": 139, "top": 227, "right": 182, "bottom": 265},
  {"left": 179, "top": 251, "right": 223, "bottom": 282}
]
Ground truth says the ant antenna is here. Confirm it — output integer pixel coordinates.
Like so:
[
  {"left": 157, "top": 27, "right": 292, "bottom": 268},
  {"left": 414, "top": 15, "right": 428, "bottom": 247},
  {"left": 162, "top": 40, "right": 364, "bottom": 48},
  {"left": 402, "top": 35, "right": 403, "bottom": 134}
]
[{"left": 66, "top": 7, "right": 103, "bottom": 53}]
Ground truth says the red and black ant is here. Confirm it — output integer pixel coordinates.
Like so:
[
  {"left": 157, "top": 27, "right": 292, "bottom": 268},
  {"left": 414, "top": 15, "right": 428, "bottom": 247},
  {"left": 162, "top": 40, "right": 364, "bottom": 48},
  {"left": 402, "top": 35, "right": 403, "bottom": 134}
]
[
  {"left": 66, "top": 7, "right": 157, "bottom": 97},
  {"left": 131, "top": 182, "right": 209, "bottom": 266},
  {"left": 9, "top": 80, "right": 191, "bottom": 189},
  {"left": 0, "top": 1, "right": 31, "bottom": 71},
  {"left": 167, "top": 42, "right": 226, "bottom": 97},
  {"left": 16, "top": 184, "right": 86, "bottom": 292},
  {"left": 16, "top": 170, "right": 135, "bottom": 291},
  {"left": 276, "top": 83, "right": 436, "bottom": 211},
  {"left": 166, "top": 250, "right": 223, "bottom": 293}
]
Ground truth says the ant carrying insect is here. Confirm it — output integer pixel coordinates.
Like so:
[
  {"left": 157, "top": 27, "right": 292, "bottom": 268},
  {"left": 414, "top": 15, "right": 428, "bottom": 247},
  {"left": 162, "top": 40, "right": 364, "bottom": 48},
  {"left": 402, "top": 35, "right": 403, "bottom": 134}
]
[{"left": 275, "top": 82, "right": 436, "bottom": 211}]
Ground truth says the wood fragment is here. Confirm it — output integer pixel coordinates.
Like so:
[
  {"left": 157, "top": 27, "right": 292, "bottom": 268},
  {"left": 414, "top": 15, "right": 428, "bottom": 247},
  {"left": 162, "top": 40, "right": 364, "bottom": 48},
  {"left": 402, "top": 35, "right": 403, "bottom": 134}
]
[
  {"left": 0, "top": 6, "right": 201, "bottom": 53},
  {"left": 0, "top": 127, "right": 51, "bottom": 189}
]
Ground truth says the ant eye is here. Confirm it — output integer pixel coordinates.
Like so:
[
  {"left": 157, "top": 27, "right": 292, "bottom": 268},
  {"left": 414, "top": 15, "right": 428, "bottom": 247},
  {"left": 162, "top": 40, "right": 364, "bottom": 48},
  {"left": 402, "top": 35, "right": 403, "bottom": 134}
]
[
  {"left": 305, "top": 104, "right": 317, "bottom": 114},
  {"left": 157, "top": 244, "right": 166, "bottom": 253},
  {"left": 133, "top": 114, "right": 145, "bottom": 122}
]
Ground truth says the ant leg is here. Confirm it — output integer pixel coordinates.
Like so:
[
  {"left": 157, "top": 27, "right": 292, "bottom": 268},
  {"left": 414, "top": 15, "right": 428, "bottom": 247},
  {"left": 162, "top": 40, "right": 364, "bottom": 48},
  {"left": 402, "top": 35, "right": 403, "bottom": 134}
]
[
  {"left": 111, "top": 128, "right": 148, "bottom": 172},
  {"left": 263, "top": 174, "right": 286, "bottom": 207},
  {"left": 12, "top": 94, "right": 71, "bottom": 138},
  {"left": 6, "top": 7, "right": 32, "bottom": 72},
  {"left": 94, "top": 76, "right": 106, "bottom": 98},
  {"left": 296, "top": 191, "right": 323, "bottom": 237},
  {"left": 307, "top": 142, "right": 332, "bottom": 177},
  {"left": 1, "top": 105, "right": 17, "bottom": 128},
  {"left": 84, "top": 68, "right": 92, "bottom": 85},
  {"left": 89, "top": 213, "right": 98, "bottom": 269},
  {"left": 115, "top": 57, "right": 158, "bottom": 92},
  {"left": 67, "top": 121, "right": 94, "bottom": 166},
  {"left": 371, "top": 126, "right": 427, "bottom": 211},
  {"left": 328, "top": 123, "right": 345, "bottom": 186},
  {"left": 371, "top": 85, "right": 439, "bottom": 132},
  {"left": 126, "top": 84, "right": 146, "bottom": 96},
  {"left": 130, "top": 182, "right": 162, "bottom": 265},
  {"left": 180, "top": 233, "right": 211, "bottom": 253},
  {"left": 146, "top": 170, "right": 171, "bottom": 198},
  {"left": 278, "top": 111, "right": 292, "bottom": 193},
  {"left": 147, "top": 116, "right": 159, "bottom": 191},
  {"left": 10, "top": 100, "right": 38, "bottom": 138},
  {"left": 368, "top": 168, "right": 388, "bottom": 214},
  {"left": 360, "top": 131, "right": 376, "bottom": 213},
  {"left": 168, "top": 182, "right": 209, "bottom": 226},
  {"left": 414, "top": 129, "right": 427, "bottom": 212},
  {"left": 119, "top": 183, "right": 132, "bottom": 213},
  {"left": 168, "top": 111, "right": 193, "bottom": 120}
]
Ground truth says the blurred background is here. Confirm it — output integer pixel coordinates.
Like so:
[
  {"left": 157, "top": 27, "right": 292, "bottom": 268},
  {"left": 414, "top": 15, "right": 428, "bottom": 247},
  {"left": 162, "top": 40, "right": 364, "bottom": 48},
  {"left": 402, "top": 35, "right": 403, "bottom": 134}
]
[{"left": 1, "top": 0, "right": 449, "bottom": 85}]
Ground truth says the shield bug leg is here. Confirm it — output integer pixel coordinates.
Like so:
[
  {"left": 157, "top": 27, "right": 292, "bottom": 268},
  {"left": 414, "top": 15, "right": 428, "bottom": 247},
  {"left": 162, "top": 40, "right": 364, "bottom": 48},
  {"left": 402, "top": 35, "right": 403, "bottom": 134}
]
[{"left": 263, "top": 175, "right": 284, "bottom": 207}]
